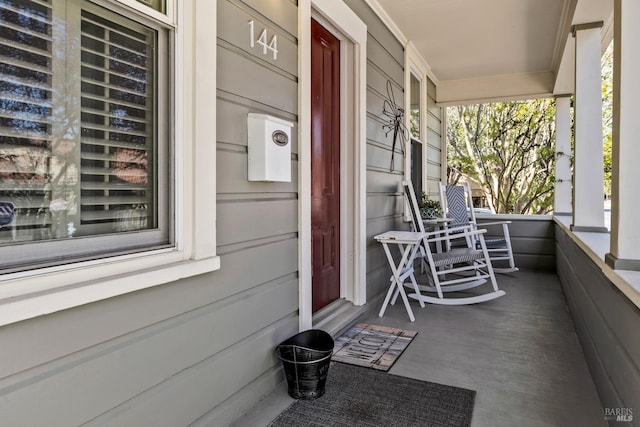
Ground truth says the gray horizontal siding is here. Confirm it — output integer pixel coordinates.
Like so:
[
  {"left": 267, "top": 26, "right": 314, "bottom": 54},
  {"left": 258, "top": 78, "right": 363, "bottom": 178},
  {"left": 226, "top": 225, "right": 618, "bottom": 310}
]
[
  {"left": 218, "top": 145, "right": 299, "bottom": 194},
  {"left": 343, "top": 0, "right": 407, "bottom": 303},
  {"left": 210, "top": 2, "right": 300, "bottom": 425},
  {"left": 348, "top": 0, "right": 403, "bottom": 67},
  {"left": 366, "top": 111, "right": 393, "bottom": 142},
  {"left": 218, "top": 0, "right": 297, "bottom": 76},
  {"left": 555, "top": 225, "right": 640, "bottom": 419},
  {"left": 366, "top": 193, "right": 404, "bottom": 220},
  {"left": 477, "top": 217, "right": 556, "bottom": 271},
  {"left": 367, "top": 140, "right": 404, "bottom": 172},
  {"left": 366, "top": 78, "right": 403, "bottom": 124},
  {"left": 0, "top": 261, "right": 300, "bottom": 427},
  {"left": 0, "top": 1, "right": 300, "bottom": 426},
  {"left": 0, "top": 278, "right": 298, "bottom": 427},
  {"left": 0, "top": 237, "right": 298, "bottom": 380},
  {"left": 217, "top": 45, "right": 297, "bottom": 114},
  {"left": 217, "top": 198, "right": 297, "bottom": 245},
  {"left": 240, "top": 0, "right": 298, "bottom": 36}
]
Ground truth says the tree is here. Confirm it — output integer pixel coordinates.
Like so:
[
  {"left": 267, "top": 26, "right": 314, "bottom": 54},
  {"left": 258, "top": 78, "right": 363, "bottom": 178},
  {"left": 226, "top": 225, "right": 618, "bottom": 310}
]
[
  {"left": 602, "top": 41, "right": 613, "bottom": 197},
  {"left": 447, "top": 99, "right": 556, "bottom": 214}
]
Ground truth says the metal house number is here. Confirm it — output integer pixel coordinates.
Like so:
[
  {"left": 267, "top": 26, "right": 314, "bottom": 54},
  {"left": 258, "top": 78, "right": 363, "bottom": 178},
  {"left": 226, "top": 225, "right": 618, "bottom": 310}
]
[{"left": 248, "top": 20, "right": 278, "bottom": 60}]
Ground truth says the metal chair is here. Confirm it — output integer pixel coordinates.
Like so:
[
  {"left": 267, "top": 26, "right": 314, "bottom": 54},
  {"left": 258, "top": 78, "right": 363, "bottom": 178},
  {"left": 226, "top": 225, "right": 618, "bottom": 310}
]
[
  {"left": 439, "top": 182, "right": 519, "bottom": 273},
  {"left": 402, "top": 180, "right": 505, "bottom": 305}
]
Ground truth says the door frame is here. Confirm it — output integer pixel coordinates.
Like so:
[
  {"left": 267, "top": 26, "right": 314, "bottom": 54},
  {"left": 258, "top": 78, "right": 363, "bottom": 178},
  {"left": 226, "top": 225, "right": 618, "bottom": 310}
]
[{"left": 299, "top": 0, "right": 367, "bottom": 330}]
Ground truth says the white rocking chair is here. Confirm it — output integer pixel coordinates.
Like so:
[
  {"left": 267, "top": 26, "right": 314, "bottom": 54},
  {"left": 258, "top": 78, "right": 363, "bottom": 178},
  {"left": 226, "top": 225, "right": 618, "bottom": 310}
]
[
  {"left": 439, "top": 182, "right": 519, "bottom": 273},
  {"left": 402, "top": 180, "right": 505, "bottom": 305}
]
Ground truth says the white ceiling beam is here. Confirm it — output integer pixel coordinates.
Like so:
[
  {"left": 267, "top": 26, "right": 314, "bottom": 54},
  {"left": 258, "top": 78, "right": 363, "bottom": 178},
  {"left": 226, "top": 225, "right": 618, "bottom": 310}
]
[{"left": 436, "top": 72, "right": 555, "bottom": 106}]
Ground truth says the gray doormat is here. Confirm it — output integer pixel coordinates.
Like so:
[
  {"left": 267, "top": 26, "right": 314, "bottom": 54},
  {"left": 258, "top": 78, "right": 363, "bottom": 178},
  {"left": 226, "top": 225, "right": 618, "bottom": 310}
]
[
  {"left": 332, "top": 323, "right": 418, "bottom": 371},
  {"left": 269, "top": 362, "right": 475, "bottom": 427}
]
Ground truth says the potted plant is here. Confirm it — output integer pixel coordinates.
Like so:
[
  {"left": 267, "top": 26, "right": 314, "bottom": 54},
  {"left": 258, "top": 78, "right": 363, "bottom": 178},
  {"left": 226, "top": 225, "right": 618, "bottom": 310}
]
[{"left": 418, "top": 193, "right": 442, "bottom": 219}]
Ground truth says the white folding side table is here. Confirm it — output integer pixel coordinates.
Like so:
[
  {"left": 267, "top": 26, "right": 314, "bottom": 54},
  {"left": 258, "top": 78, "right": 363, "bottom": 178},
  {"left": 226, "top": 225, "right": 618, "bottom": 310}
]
[{"left": 374, "top": 230, "right": 428, "bottom": 322}]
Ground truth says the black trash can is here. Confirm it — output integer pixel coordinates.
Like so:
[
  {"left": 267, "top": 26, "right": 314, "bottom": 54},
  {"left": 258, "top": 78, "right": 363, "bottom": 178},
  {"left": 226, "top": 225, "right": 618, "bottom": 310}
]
[{"left": 275, "top": 329, "right": 334, "bottom": 400}]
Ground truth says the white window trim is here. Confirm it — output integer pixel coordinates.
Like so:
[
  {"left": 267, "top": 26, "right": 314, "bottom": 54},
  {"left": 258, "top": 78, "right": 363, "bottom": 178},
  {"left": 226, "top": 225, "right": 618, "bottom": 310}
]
[
  {"left": 405, "top": 42, "right": 429, "bottom": 144},
  {"left": 404, "top": 41, "right": 430, "bottom": 219},
  {"left": 0, "top": 0, "right": 219, "bottom": 327},
  {"left": 298, "top": 0, "right": 367, "bottom": 331},
  {"left": 114, "top": 0, "right": 175, "bottom": 25}
]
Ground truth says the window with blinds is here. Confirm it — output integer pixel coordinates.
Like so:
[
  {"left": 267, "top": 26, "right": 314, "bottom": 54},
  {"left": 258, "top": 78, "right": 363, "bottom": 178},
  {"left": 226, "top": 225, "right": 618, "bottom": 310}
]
[{"left": 0, "top": 0, "right": 170, "bottom": 270}]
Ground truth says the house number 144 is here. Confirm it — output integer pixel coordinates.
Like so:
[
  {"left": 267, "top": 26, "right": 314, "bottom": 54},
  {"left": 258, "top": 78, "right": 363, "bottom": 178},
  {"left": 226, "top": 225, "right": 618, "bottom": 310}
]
[{"left": 248, "top": 20, "right": 278, "bottom": 60}]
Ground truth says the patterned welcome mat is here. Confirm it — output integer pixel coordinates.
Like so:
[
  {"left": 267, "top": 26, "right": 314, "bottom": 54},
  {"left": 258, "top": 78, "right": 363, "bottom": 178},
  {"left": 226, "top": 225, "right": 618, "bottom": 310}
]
[{"left": 332, "top": 323, "right": 418, "bottom": 371}]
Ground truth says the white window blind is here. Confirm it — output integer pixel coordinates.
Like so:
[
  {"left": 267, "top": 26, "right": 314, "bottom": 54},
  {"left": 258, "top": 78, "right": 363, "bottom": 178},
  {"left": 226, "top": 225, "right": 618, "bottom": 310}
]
[
  {"left": 0, "top": 0, "right": 169, "bottom": 270},
  {"left": 79, "top": 7, "right": 156, "bottom": 234},
  {"left": 0, "top": 0, "right": 54, "bottom": 241}
]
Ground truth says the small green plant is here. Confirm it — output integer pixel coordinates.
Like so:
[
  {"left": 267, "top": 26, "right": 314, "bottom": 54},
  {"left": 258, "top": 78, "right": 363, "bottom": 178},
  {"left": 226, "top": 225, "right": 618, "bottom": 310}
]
[{"left": 418, "top": 193, "right": 442, "bottom": 218}]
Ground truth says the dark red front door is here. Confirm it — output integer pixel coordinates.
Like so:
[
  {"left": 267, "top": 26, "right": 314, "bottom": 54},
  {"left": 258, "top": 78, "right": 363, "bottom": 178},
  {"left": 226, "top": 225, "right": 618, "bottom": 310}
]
[{"left": 311, "top": 19, "right": 340, "bottom": 313}]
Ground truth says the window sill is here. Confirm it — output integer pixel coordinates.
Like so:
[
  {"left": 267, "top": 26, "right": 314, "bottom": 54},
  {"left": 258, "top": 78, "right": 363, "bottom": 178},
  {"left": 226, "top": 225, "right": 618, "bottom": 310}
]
[
  {"left": 0, "top": 253, "right": 220, "bottom": 327},
  {"left": 554, "top": 215, "right": 640, "bottom": 309}
]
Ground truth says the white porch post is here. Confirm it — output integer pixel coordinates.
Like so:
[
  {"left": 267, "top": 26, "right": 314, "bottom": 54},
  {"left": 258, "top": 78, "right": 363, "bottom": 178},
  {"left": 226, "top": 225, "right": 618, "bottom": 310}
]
[
  {"left": 605, "top": 0, "right": 640, "bottom": 270},
  {"left": 571, "top": 22, "right": 607, "bottom": 232},
  {"left": 554, "top": 95, "right": 572, "bottom": 215}
]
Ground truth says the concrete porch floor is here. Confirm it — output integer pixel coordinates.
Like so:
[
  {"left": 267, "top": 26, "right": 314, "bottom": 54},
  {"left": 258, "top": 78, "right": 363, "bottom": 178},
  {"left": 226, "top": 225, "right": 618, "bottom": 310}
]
[{"left": 228, "top": 270, "right": 606, "bottom": 427}]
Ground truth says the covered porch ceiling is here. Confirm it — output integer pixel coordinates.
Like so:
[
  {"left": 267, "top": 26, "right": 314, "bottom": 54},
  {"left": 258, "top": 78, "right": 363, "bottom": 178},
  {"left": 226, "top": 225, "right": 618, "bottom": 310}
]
[{"left": 373, "top": 0, "right": 613, "bottom": 105}]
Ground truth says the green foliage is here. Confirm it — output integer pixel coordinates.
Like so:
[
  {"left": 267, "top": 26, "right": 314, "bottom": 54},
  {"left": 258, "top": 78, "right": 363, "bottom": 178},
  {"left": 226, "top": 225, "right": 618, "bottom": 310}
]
[
  {"left": 447, "top": 99, "right": 557, "bottom": 214},
  {"left": 447, "top": 42, "right": 613, "bottom": 213},
  {"left": 603, "top": 136, "right": 612, "bottom": 196},
  {"left": 418, "top": 193, "right": 441, "bottom": 209},
  {"left": 418, "top": 193, "right": 442, "bottom": 217},
  {"left": 602, "top": 41, "right": 613, "bottom": 196},
  {"left": 410, "top": 110, "right": 420, "bottom": 138}
]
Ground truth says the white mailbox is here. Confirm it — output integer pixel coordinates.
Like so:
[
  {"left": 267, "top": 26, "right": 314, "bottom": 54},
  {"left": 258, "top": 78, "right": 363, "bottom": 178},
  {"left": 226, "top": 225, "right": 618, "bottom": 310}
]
[{"left": 247, "top": 113, "right": 294, "bottom": 182}]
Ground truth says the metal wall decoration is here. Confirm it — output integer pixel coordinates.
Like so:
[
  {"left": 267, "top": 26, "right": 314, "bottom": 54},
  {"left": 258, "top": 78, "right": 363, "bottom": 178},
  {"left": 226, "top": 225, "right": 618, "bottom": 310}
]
[{"left": 382, "top": 80, "right": 409, "bottom": 172}]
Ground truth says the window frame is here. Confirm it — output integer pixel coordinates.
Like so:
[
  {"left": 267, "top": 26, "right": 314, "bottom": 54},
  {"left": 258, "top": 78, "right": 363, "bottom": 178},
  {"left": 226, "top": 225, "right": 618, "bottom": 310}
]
[
  {"left": 0, "top": 0, "right": 171, "bottom": 269},
  {"left": 0, "top": 0, "right": 219, "bottom": 327},
  {"left": 114, "top": 0, "right": 174, "bottom": 26},
  {"left": 404, "top": 41, "right": 429, "bottom": 220}
]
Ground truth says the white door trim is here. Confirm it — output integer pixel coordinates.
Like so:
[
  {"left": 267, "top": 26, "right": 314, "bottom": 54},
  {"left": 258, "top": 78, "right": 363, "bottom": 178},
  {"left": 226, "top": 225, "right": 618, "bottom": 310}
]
[{"left": 298, "top": 0, "right": 367, "bottom": 331}]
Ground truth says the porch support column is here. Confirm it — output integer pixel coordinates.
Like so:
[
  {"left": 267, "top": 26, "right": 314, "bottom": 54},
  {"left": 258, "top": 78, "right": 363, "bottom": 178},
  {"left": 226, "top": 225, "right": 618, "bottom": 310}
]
[
  {"left": 554, "top": 95, "right": 572, "bottom": 215},
  {"left": 571, "top": 22, "right": 607, "bottom": 232},
  {"left": 605, "top": 0, "right": 640, "bottom": 270}
]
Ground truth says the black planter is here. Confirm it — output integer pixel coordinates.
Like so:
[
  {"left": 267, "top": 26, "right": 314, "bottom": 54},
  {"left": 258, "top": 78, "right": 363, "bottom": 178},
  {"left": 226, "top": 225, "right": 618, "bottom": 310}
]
[{"left": 275, "top": 329, "right": 334, "bottom": 399}]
